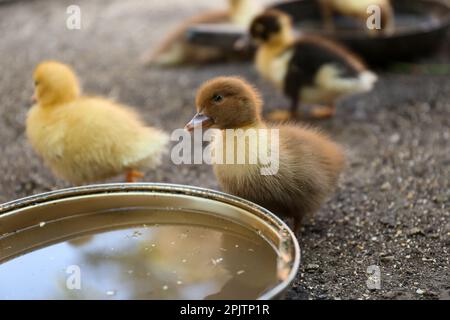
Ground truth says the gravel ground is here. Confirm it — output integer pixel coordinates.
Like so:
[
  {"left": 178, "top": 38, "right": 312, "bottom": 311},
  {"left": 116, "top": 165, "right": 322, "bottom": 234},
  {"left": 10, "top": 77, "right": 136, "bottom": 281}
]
[{"left": 0, "top": 0, "right": 449, "bottom": 300}]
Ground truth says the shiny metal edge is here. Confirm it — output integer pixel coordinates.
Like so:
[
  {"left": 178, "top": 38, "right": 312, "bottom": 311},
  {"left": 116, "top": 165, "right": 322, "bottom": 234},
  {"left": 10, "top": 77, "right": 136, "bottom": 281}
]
[{"left": 0, "top": 183, "right": 301, "bottom": 300}]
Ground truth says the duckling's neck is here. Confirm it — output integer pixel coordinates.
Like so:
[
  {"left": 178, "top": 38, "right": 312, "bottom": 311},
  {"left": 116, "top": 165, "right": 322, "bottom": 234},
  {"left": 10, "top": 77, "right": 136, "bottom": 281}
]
[
  {"left": 258, "top": 28, "right": 295, "bottom": 58},
  {"left": 39, "top": 87, "right": 80, "bottom": 108},
  {"left": 229, "top": 0, "right": 262, "bottom": 27},
  {"left": 221, "top": 117, "right": 265, "bottom": 132},
  {"left": 271, "top": 28, "right": 295, "bottom": 48},
  {"left": 238, "top": 119, "right": 265, "bottom": 130},
  {"left": 256, "top": 30, "right": 294, "bottom": 82}
]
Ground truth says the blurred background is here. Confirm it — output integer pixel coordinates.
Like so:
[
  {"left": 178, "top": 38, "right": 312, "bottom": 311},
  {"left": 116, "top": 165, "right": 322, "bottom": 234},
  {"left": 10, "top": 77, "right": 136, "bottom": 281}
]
[{"left": 0, "top": 0, "right": 449, "bottom": 299}]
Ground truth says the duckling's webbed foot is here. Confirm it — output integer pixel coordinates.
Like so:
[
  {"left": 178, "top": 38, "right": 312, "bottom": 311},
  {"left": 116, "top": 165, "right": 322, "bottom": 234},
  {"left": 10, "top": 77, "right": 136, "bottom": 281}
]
[
  {"left": 266, "top": 110, "right": 293, "bottom": 122},
  {"left": 266, "top": 97, "right": 299, "bottom": 122},
  {"left": 126, "top": 170, "right": 144, "bottom": 183},
  {"left": 308, "top": 104, "right": 336, "bottom": 119}
]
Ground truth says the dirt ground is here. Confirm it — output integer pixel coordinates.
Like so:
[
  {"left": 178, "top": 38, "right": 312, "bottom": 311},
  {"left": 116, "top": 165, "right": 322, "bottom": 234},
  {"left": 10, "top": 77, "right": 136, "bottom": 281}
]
[{"left": 0, "top": 0, "right": 449, "bottom": 300}]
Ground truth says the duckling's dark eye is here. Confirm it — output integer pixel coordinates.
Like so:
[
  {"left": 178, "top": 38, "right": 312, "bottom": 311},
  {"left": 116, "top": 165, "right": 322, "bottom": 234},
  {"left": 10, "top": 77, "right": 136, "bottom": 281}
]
[
  {"left": 34, "top": 81, "right": 39, "bottom": 86},
  {"left": 212, "top": 94, "right": 223, "bottom": 103}
]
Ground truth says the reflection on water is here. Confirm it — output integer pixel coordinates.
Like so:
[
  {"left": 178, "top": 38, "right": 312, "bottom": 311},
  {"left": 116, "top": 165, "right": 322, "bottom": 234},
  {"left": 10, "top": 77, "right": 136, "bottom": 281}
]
[{"left": 0, "top": 210, "right": 279, "bottom": 299}]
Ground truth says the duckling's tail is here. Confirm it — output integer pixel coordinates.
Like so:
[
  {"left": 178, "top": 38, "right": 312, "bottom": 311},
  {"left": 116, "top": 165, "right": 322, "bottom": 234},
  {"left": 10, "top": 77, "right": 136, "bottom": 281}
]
[
  {"left": 358, "top": 71, "right": 378, "bottom": 92},
  {"left": 317, "top": 65, "right": 378, "bottom": 94},
  {"left": 126, "top": 128, "right": 170, "bottom": 170}
]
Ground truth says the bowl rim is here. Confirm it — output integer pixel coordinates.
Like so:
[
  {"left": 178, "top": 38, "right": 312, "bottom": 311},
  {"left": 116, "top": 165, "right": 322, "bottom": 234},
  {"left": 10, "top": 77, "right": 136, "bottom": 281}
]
[
  {"left": 273, "top": 0, "right": 450, "bottom": 39},
  {"left": 0, "top": 182, "right": 301, "bottom": 300},
  {"left": 186, "top": 0, "right": 450, "bottom": 45}
]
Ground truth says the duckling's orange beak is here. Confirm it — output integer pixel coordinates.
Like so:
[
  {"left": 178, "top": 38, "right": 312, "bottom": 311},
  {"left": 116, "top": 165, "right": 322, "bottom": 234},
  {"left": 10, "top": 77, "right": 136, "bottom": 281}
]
[{"left": 185, "top": 112, "right": 213, "bottom": 132}]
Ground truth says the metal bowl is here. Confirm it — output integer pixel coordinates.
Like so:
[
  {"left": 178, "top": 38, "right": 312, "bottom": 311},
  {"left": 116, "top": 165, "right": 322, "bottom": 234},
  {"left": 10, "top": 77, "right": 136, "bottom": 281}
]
[
  {"left": 187, "top": 0, "right": 450, "bottom": 65},
  {"left": 0, "top": 183, "right": 300, "bottom": 300}
]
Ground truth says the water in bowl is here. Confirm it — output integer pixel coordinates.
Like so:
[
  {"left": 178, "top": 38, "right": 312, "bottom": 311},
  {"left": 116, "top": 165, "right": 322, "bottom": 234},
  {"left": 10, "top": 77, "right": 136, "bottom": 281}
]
[{"left": 0, "top": 208, "right": 279, "bottom": 299}]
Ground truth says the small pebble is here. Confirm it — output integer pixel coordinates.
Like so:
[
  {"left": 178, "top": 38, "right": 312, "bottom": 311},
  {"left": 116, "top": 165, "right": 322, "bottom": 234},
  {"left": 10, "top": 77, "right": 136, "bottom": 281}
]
[
  {"left": 407, "top": 227, "right": 424, "bottom": 236},
  {"left": 380, "top": 182, "right": 392, "bottom": 191},
  {"left": 305, "top": 264, "right": 320, "bottom": 272},
  {"left": 381, "top": 255, "right": 395, "bottom": 262}
]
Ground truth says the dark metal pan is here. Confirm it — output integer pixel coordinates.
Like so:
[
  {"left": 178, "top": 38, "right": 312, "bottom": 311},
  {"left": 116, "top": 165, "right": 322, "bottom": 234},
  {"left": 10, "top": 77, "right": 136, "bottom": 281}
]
[{"left": 186, "top": 0, "right": 450, "bottom": 65}]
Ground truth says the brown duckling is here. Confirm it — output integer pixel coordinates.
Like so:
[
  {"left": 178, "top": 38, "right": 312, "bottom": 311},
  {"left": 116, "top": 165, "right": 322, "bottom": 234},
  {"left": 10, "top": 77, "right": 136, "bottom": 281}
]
[
  {"left": 185, "top": 77, "right": 345, "bottom": 232},
  {"left": 249, "top": 9, "right": 378, "bottom": 121},
  {"left": 318, "top": 0, "right": 395, "bottom": 35},
  {"left": 142, "top": 0, "right": 262, "bottom": 66}
]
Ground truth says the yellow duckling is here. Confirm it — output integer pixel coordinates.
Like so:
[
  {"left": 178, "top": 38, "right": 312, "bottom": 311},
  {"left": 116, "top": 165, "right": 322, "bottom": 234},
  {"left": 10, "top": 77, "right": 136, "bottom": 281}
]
[
  {"left": 26, "top": 61, "right": 168, "bottom": 185},
  {"left": 142, "top": 0, "right": 262, "bottom": 66},
  {"left": 318, "top": 0, "right": 395, "bottom": 35},
  {"left": 186, "top": 77, "right": 345, "bottom": 232}
]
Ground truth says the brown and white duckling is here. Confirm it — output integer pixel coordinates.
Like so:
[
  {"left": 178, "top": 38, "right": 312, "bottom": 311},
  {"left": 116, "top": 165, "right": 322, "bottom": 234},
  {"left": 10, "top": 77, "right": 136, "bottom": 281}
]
[
  {"left": 249, "top": 9, "right": 378, "bottom": 121},
  {"left": 142, "top": 0, "right": 262, "bottom": 66},
  {"left": 185, "top": 77, "right": 345, "bottom": 232},
  {"left": 318, "top": 0, "right": 395, "bottom": 35}
]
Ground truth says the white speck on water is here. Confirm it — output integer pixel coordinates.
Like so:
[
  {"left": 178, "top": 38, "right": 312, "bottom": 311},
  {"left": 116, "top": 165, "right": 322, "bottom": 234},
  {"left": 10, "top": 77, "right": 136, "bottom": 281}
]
[
  {"left": 132, "top": 231, "right": 142, "bottom": 238},
  {"left": 219, "top": 248, "right": 227, "bottom": 252},
  {"left": 235, "top": 245, "right": 239, "bottom": 248},
  {"left": 162, "top": 285, "right": 169, "bottom": 291},
  {"left": 170, "top": 241, "right": 176, "bottom": 245},
  {"left": 236, "top": 270, "right": 245, "bottom": 275},
  {"left": 181, "top": 259, "right": 187, "bottom": 263},
  {"left": 248, "top": 248, "right": 254, "bottom": 252},
  {"left": 151, "top": 244, "right": 156, "bottom": 247},
  {"left": 211, "top": 258, "right": 223, "bottom": 266},
  {"left": 39, "top": 222, "right": 46, "bottom": 227},
  {"left": 416, "top": 289, "right": 424, "bottom": 295},
  {"left": 177, "top": 281, "right": 183, "bottom": 285},
  {"left": 106, "top": 290, "right": 115, "bottom": 296},
  {"left": 127, "top": 270, "right": 134, "bottom": 274}
]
